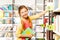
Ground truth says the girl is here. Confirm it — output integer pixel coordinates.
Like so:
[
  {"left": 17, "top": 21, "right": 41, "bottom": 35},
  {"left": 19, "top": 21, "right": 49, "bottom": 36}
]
[{"left": 16, "top": 5, "right": 48, "bottom": 40}]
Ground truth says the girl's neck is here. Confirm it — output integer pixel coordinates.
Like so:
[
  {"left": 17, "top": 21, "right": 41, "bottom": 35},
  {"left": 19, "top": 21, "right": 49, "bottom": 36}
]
[{"left": 21, "top": 17, "right": 29, "bottom": 21}]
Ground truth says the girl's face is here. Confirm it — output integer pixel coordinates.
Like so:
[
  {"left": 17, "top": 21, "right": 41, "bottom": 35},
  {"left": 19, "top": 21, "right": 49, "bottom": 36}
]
[{"left": 20, "top": 8, "right": 28, "bottom": 18}]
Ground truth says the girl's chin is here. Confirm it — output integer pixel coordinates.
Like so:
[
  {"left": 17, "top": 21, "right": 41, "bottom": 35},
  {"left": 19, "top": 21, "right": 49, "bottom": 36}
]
[{"left": 24, "top": 16, "right": 28, "bottom": 19}]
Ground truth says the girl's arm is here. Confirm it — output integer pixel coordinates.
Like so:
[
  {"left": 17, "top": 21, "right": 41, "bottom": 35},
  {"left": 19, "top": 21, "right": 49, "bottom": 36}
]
[{"left": 29, "top": 10, "right": 48, "bottom": 20}]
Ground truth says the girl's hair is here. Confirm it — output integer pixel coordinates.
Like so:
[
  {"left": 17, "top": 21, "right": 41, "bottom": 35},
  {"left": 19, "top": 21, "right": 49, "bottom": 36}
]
[{"left": 18, "top": 5, "right": 28, "bottom": 15}]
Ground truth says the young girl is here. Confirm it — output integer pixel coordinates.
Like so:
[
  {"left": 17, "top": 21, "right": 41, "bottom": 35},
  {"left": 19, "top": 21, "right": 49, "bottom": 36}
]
[{"left": 16, "top": 5, "right": 48, "bottom": 40}]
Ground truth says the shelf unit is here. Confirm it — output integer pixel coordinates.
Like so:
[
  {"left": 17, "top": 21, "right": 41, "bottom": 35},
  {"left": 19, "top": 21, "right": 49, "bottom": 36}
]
[
  {"left": 53, "top": 12, "right": 60, "bottom": 36},
  {"left": 0, "top": 0, "right": 13, "bottom": 40}
]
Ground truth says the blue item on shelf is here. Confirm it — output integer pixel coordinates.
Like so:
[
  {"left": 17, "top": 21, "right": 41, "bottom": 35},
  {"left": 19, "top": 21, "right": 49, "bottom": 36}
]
[
  {"left": 8, "top": 5, "right": 13, "bottom": 10},
  {"left": 2, "top": 6, "right": 7, "bottom": 10},
  {"left": 5, "top": 12, "right": 9, "bottom": 17}
]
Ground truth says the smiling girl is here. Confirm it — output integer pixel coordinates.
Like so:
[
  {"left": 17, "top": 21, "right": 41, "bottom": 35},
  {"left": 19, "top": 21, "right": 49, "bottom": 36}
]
[{"left": 16, "top": 5, "right": 48, "bottom": 40}]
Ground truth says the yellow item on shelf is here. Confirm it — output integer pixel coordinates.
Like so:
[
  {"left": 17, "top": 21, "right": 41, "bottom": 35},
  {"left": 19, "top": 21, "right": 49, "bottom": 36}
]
[
  {"left": 0, "top": 10, "right": 4, "bottom": 18},
  {"left": 47, "top": 24, "right": 54, "bottom": 30}
]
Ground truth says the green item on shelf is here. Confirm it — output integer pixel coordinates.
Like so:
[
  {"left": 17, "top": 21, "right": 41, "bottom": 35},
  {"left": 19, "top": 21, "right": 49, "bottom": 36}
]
[
  {"left": 3, "top": 19, "right": 5, "bottom": 24},
  {"left": 52, "top": 17, "right": 54, "bottom": 23},
  {"left": 22, "top": 27, "right": 35, "bottom": 40},
  {"left": 40, "top": 24, "right": 44, "bottom": 28}
]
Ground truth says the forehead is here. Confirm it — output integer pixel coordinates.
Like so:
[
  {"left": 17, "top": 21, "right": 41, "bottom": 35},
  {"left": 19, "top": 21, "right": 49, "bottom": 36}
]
[{"left": 20, "top": 8, "right": 28, "bottom": 12}]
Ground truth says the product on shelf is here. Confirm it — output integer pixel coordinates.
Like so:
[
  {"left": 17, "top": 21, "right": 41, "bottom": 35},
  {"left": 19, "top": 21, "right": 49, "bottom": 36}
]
[
  {"left": 14, "top": 5, "right": 18, "bottom": 10},
  {"left": 4, "top": 12, "right": 13, "bottom": 17},
  {"left": 14, "top": 11, "right": 19, "bottom": 17},
  {"left": 0, "top": 32, "right": 4, "bottom": 37},
  {"left": 4, "top": 32, "right": 13, "bottom": 37},
  {"left": 9, "top": 13, "right": 13, "bottom": 17},
  {"left": 5, "top": 19, "right": 11, "bottom": 24},
  {"left": 8, "top": 5, "right": 13, "bottom": 10},
  {"left": 0, "top": 19, "right": 3, "bottom": 24},
  {"left": 0, "top": 10, "right": 4, "bottom": 18},
  {"left": 7, "top": 26, "right": 13, "bottom": 30},
  {"left": 4, "top": 12, "right": 9, "bottom": 17},
  {"left": 2, "top": 6, "right": 7, "bottom": 11}
]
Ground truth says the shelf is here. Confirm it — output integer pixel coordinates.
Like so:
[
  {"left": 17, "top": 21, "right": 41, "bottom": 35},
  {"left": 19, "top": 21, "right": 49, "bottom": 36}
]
[
  {"left": 54, "top": 12, "right": 60, "bottom": 15},
  {"left": 0, "top": 30, "right": 13, "bottom": 32},
  {"left": 0, "top": 24, "right": 13, "bottom": 26},
  {"left": 53, "top": 30, "right": 60, "bottom": 36},
  {"left": 0, "top": 37, "right": 13, "bottom": 40},
  {"left": 0, "top": 17, "right": 12, "bottom": 19}
]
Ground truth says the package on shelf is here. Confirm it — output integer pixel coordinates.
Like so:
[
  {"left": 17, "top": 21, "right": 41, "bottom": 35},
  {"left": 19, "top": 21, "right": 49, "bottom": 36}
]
[
  {"left": 0, "top": 31, "right": 5, "bottom": 37},
  {"left": 7, "top": 26, "right": 13, "bottom": 30},
  {"left": 0, "top": 26, "right": 6, "bottom": 31},
  {"left": 14, "top": 10, "right": 19, "bottom": 17},
  {"left": 0, "top": 9, "right": 4, "bottom": 18},
  {"left": 4, "top": 31, "right": 13, "bottom": 37},
  {"left": 0, "top": 25, "right": 13, "bottom": 31},
  {"left": 8, "top": 4, "right": 18, "bottom": 10},
  {"left": 14, "top": 5, "right": 18, "bottom": 10},
  {"left": 4, "top": 12, "right": 13, "bottom": 17},
  {"left": 8, "top": 5, "right": 13, "bottom": 10},
  {"left": 1, "top": 5, "right": 7, "bottom": 11},
  {"left": 5, "top": 19, "right": 12, "bottom": 24},
  {"left": 0, "top": 19, "right": 4, "bottom": 24}
]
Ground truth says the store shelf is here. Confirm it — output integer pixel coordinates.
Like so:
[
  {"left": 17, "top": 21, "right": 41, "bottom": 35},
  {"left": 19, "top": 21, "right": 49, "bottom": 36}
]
[
  {"left": 0, "top": 24, "right": 12, "bottom": 26},
  {"left": 53, "top": 31, "right": 60, "bottom": 36}
]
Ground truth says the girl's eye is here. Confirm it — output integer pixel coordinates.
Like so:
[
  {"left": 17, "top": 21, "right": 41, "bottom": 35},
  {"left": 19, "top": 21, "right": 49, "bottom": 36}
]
[
  {"left": 22, "top": 12, "right": 24, "bottom": 14},
  {"left": 25, "top": 10, "right": 27, "bottom": 12}
]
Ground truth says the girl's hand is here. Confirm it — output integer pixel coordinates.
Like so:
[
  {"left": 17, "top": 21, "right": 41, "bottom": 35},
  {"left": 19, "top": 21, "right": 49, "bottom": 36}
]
[{"left": 27, "top": 34, "right": 33, "bottom": 38}]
